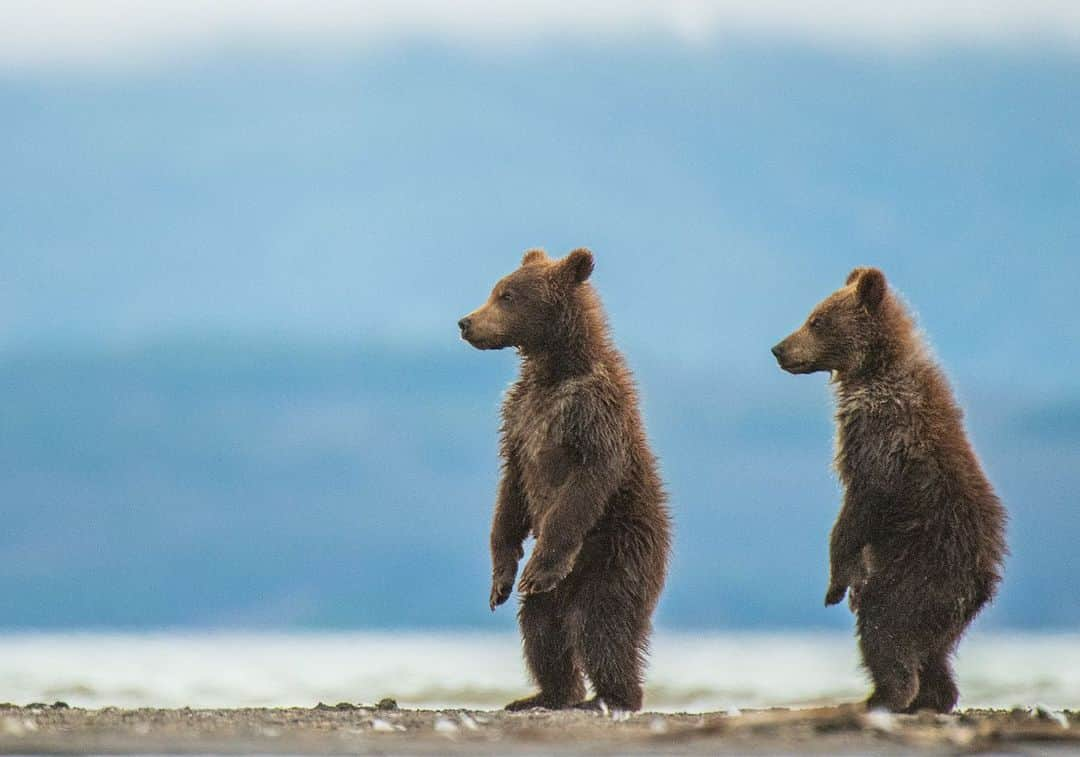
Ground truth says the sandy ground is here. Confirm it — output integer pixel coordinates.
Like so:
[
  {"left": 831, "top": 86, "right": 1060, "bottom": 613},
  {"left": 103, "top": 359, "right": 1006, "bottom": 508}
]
[{"left": 0, "top": 701, "right": 1077, "bottom": 755}]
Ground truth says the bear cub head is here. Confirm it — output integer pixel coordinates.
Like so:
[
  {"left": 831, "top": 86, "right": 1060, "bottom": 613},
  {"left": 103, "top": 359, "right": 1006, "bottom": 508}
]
[
  {"left": 772, "top": 267, "right": 903, "bottom": 376},
  {"left": 458, "top": 248, "right": 594, "bottom": 351}
]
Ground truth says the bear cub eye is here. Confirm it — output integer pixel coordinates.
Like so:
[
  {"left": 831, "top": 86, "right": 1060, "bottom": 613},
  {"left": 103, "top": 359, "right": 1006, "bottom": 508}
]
[
  {"left": 808, "top": 316, "right": 821, "bottom": 330},
  {"left": 500, "top": 291, "right": 514, "bottom": 303}
]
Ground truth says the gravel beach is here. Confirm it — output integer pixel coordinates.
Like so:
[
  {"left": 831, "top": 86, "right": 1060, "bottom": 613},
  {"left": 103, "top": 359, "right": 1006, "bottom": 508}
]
[{"left": 1, "top": 702, "right": 1077, "bottom": 755}]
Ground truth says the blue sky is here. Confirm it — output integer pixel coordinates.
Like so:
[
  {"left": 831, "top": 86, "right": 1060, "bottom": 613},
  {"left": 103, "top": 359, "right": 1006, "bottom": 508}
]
[{"left": 1, "top": 2, "right": 1078, "bottom": 629}]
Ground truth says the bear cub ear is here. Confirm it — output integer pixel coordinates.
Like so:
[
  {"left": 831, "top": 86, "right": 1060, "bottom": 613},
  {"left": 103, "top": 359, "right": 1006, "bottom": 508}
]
[
  {"left": 560, "top": 248, "right": 595, "bottom": 285},
  {"left": 522, "top": 249, "right": 549, "bottom": 266},
  {"left": 847, "top": 267, "right": 887, "bottom": 310}
]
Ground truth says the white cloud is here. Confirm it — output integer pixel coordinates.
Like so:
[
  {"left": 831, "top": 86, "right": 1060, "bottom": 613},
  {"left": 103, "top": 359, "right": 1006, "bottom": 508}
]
[{"left": 3, "top": 0, "right": 1080, "bottom": 71}]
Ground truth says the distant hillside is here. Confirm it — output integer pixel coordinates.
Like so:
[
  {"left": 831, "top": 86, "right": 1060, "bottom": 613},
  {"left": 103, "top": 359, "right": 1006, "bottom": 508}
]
[{"left": 0, "top": 340, "right": 1075, "bottom": 629}]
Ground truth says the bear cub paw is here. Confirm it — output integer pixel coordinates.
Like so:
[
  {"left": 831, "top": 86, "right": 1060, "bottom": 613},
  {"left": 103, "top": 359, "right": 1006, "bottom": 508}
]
[
  {"left": 824, "top": 583, "right": 847, "bottom": 606},
  {"left": 517, "top": 557, "right": 570, "bottom": 596}
]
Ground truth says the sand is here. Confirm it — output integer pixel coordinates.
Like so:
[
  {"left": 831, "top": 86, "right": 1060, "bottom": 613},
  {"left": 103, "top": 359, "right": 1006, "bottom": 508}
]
[{"left": 0, "top": 701, "right": 1077, "bottom": 754}]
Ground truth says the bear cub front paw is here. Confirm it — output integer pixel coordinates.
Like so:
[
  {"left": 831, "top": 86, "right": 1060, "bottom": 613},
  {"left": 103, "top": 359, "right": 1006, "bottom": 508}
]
[
  {"left": 490, "top": 569, "right": 516, "bottom": 611},
  {"left": 490, "top": 577, "right": 514, "bottom": 610},
  {"left": 518, "top": 556, "right": 570, "bottom": 596},
  {"left": 824, "top": 582, "right": 848, "bottom": 606}
]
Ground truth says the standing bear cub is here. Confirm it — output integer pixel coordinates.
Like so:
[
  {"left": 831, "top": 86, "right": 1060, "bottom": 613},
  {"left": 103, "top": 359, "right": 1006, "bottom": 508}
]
[
  {"left": 459, "top": 248, "right": 671, "bottom": 712},
  {"left": 772, "top": 268, "right": 1007, "bottom": 713}
]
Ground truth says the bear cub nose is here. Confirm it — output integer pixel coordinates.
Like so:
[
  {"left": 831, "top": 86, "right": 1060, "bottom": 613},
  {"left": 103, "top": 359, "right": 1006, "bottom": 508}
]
[
  {"left": 771, "top": 344, "right": 784, "bottom": 359},
  {"left": 458, "top": 317, "right": 472, "bottom": 333}
]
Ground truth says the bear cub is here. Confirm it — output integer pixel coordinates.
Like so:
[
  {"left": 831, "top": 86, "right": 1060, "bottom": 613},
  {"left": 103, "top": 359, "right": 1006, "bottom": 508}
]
[
  {"left": 772, "top": 267, "right": 1007, "bottom": 713},
  {"left": 459, "top": 248, "right": 671, "bottom": 712}
]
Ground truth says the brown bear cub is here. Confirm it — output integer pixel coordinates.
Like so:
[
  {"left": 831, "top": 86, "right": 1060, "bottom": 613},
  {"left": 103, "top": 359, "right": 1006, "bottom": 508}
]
[
  {"left": 458, "top": 248, "right": 671, "bottom": 712},
  {"left": 772, "top": 268, "right": 1007, "bottom": 713}
]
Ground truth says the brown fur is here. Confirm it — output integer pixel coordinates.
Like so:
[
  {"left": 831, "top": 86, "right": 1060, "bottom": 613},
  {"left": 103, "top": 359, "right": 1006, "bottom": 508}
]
[
  {"left": 459, "top": 248, "right": 671, "bottom": 712},
  {"left": 772, "top": 268, "right": 1007, "bottom": 713}
]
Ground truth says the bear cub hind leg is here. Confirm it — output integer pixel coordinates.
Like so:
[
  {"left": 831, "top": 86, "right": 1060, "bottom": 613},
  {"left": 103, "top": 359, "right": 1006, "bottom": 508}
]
[
  {"left": 574, "top": 598, "right": 647, "bottom": 712},
  {"left": 505, "top": 593, "right": 585, "bottom": 710},
  {"left": 859, "top": 613, "right": 920, "bottom": 712},
  {"left": 905, "top": 649, "right": 959, "bottom": 714}
]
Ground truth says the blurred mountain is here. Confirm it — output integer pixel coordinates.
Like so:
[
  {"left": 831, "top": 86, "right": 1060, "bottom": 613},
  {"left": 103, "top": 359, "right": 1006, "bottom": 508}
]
[
  {"left": 1, "top": 43, "right": 1078, "bottom": 628},
  {"left": 0, "top": 339, "right": 1076, "bottom": 628}
]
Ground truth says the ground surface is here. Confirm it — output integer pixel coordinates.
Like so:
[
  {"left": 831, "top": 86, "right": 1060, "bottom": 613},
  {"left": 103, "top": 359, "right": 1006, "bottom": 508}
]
[{"left": 0, "top": 702, "right": 1078, "bottom": 754}]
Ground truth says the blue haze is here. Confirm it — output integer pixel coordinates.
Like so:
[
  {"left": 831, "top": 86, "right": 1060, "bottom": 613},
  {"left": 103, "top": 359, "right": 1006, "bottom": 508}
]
[{"left": 1, "top": 43, "right": 1078, "bottom": 629}]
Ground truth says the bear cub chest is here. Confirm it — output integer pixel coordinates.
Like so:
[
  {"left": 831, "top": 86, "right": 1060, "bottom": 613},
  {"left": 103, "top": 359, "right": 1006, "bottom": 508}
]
[{"left": 503, "top": 381, "right": 586, "bottom": 515}]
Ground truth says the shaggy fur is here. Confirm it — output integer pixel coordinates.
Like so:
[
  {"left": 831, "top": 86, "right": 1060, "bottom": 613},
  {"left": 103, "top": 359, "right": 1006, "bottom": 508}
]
[
  {"left": 459, "top": 248, "right": 671, "bottom": 712},
  {"left": 772, "top": 267, "right": 1007, "bottom": 713}
]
